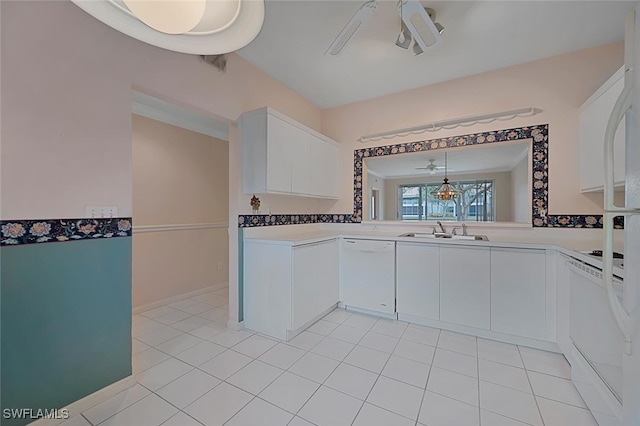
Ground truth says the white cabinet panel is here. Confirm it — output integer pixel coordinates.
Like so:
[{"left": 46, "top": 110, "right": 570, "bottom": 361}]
[
  {"left": 290, "top": 126, "right": 311, "bottom": 195},
  {"left": 317, "top": 239, "right": 339, "bottom": 312},
  {"left": 266, "top": 115, "right": 292, "bottom": 193},
  {"left": 396, "top": 242, "right": 440, "bottom": 320},
  {"left": 579, "top": 67, "right": 626, "bottom": 192},
  {"left": 490, "top": 248, "right": 546, "bottom": 340},
  {"left": 440, "top": 246, "right": 491, "bottom": 329},
  {"left": 309, "top": 135, "right": 339, "bottom": 198},
  {"left": 292, "top": 245, "right": 318, "bottom": 331}
]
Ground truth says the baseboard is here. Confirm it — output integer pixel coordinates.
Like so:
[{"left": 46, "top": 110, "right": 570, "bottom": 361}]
[
  {"left": 227, "top": 319, "right": 244, "bottom": 331},
  {"left": 133, "top": 282, "right": 228, "bottom": 314},
  {"left": 29, "top": 375, "right": 136, "bottom": 426}
]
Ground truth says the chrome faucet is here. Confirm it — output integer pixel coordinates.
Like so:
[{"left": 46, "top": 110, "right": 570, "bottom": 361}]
[{"left": 436, "top": 221, "right": 446, "bottom": 233}]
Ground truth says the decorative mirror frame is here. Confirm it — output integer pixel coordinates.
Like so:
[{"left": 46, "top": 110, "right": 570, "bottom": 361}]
[{"left": 353, "top": 123, "right": 623, "bottom": 228}]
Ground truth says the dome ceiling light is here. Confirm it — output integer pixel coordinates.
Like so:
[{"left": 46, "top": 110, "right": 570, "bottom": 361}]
[{"left": 70, "top": 0, "right": 265, "bottom": 54}]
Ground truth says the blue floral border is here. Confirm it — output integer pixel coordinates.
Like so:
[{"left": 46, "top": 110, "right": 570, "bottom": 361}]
[
  {"left": 354, "top": 124, "right": 623, "bottom": 229},
  {"left": 238, "top": 214, "right": 353, "bottom": 228},
  {"left": 0, "top": 218, "right": 133, "bottom": 246}
]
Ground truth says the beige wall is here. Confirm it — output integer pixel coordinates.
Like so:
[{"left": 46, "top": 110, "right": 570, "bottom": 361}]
[
  {"left": 366, "top": 173, "right": 386, "bottom": 220},
  {"left": 321, "top": 42, "right": 624, "bottom": 220},
  {"left": 381, "top": 171, "right": 513, "bottom": 222},
  {"left": 132, "top": 115, "right": 229, "bottom": 308}
]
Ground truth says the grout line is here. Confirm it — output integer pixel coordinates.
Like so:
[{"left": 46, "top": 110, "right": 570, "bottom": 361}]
[{"left": 518, "top": 345, "right": 546, "bottom": 426}]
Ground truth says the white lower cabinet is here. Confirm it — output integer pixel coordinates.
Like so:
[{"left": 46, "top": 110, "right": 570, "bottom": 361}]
[
  {"left": 243, "top": 238, "right": 339, "bottom": 340},
  {"left": 396, "top": 242, "right": 440, "bottom": 321},
  {"left": 439, "top": 246, "right": 491, "bottom": 330},
  {"left": 491, "top": 247, "right": 546, "bottom": 340}
]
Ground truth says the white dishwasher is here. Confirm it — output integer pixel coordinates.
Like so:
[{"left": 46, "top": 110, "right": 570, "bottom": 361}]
[{"left": 340, "top": 239, "right": 396, "bottom": 315}]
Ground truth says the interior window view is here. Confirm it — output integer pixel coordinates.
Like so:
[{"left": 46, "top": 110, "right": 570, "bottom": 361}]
[{"left": 3, "top": 1, "right": 640, "bottom": 426}]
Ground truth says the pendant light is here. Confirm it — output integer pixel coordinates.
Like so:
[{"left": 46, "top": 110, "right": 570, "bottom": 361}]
[{"left": 432, "top": 152, "right": 458, "bottom": 201}]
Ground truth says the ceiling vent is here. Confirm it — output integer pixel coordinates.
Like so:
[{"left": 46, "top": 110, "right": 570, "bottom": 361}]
[{"left": 200, "top": 54, "right": 228, "bottom": 72}]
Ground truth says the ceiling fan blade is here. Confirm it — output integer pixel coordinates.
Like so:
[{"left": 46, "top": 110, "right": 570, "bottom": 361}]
[
  {"left": 399, "top": 0, "right": 442, "bottom": 51},
  {"left": 326, "top": 1, "right": 377, "bottom": 55}
]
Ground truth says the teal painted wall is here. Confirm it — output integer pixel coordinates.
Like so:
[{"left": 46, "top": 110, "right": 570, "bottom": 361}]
[{"left": 1, "top": 238, "right": 132, "bottom": 425}]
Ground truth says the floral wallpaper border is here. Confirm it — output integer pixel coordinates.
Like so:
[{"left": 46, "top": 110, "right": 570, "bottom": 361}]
[
  {"left": 0, "top": 218, "right": 133, "bottom": 246},
  {"left": 238, "top": 213, "right": 353, "bottom": 228},
  {"left": 354, "top": 124, "right": 624, "bottom": 229}
]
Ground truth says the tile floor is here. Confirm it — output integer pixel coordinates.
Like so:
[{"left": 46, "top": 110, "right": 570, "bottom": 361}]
[{"left": 60, "top": 287, "right": 598, "bottom": 426}]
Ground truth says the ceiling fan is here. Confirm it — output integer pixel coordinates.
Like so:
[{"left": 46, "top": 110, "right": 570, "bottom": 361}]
[
  {"left": 415, "top": 158, "right": 456, "bottom": 175},
  {"left": 326, "top": 0, "right": 444, "bottom": 56}
]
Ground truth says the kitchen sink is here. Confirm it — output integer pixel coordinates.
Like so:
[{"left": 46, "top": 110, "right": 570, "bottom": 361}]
[{"left": 399, "top": 232, "right": 489, "bottom": 241}]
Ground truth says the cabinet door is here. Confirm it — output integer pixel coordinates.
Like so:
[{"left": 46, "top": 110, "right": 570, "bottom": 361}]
[
  {"left": 292, "top": 245, "right": 317, "bottom": 331},
  {"left": 266, "top": 115, "right": 292, "bottom": 193},
  {"left": 309, "top": 136, "right": 339, "bottom": 198},
  {"left": 396, "top": 243, "right": 440, "bottom": 320},
  {"left": 290, "top": 125, "right": 311, "bottom": 195},
  {"left": 316, "top": 240, "right": 339, "bottom": 312},
  {"left": 440, "top": 246, "right": 491, "bottom": 329},
  {"left": 491, "top": 248, "right": 546, "bottom": 340}
]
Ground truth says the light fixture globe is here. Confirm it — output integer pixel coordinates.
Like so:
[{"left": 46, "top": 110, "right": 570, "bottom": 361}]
[
  {"left": 71, "top": 0, "right": 264, "bottom": 54},
  {"left": 432, "top": 152, "right": 458, "bottom": 201},
  {"left": 122, "top": 0, "right": 207, "bottom": 34}
]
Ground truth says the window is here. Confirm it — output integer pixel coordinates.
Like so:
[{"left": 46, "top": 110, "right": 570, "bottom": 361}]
[{"left": 398, "top": 180, "right": 494, "bottom": 222}]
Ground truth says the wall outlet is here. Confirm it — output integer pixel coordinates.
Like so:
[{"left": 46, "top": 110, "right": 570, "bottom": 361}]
[
  {"left": 217, "top": 261, "right": 223, "bottom": 271},
  {"left": 85, "top": 205, "right": 118, "bottom": 218}
]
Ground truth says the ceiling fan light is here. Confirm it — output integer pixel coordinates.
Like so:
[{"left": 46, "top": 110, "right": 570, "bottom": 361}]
[
  {"left": 395, "top": 22, "right": 412, "bottom": 49},
  {"left": 400, "top": 0, "right": 442, "bottom": 51},
  {"left": 123, "top": 0, "right": 207, "bottom": 34},
  {"left": 413, "top": 40, "right": 423, "bottom": 55},
  {"left": 435, "top": 22, "right": 445, "bottom": 34}
]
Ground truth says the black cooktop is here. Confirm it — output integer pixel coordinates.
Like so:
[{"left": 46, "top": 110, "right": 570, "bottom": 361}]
[{"left": 588, "top": 250, "right": 624, "bottom": 259}]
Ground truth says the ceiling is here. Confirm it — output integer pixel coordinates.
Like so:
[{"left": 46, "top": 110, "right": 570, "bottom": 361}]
[
  {"left": 365, "top": 141, "right": 530, "bottom": 178},
  {"left": 237, "top": 0, "right": 635, "bottom": 109}
]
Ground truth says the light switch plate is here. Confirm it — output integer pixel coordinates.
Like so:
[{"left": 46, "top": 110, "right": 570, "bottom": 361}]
[{"left": 85, "top": 205, "right": 119, "bottom": 218}]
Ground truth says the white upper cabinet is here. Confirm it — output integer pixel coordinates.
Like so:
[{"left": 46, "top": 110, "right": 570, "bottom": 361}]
[
  {"left": 579, "top": 67, "right": 626, "bottom": 192},
  {"left": 241, "top": 107, "right": 339, "bottom": 198}
]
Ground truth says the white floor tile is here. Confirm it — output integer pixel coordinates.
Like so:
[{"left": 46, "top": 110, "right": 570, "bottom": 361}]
[
  {"left": 259, "top": 372, "right": 320, "bottom": 413},
  {"left": 155, "top": 334, "right": 202, "bottom": 356},
  {"left": 299, "top": 386, "right": 363, "bottom": 426},
  {"left": 227, "top": 360, "right": 284, "bottom": 395},
  {"left": 99, "top": 393, "right": 178, "bottom": 426},
  {"left": 402, "top": 324, "right": 440, "bottom": 346},
  {"left": 132, "top": 320, "right": 165, "bottom": 338},
  {"left": 133, "top": 314, "right": 152, "bottom": 327},
  {"left": 519, "top": 347, "right": 571, "bottom": 379},
  {"left": 343, "top": 345, "right": 390, "bottom": 374},
  {"left": 136, "top": 357, "right": 193, "bottom": 391},
  {"left": 195, "top": 293, "right": 228, "bottom": 307},
  {"left": 136, "top": 326, "right": 184, "bottom": 347},
  {"left": 154, "top": 309, "right": 192, "bottom": 325},
  {"left": 140, "top": 306, "right": 177, "bottom": 320},
  {"left": 288, "top": 352, "right": 340, "bottom": 383},
  {"left": 155, "top": 369, "right": 221, "bottom": 409},
  {"left": 427, "top": 367, "right": 479, "bottom": 407},
  {"left": 171, "top": 316, "right": 212, "bottom": 332},
  {"left": 382, "top": 355, "right": 431, "bottom": 388},
  {"left": 161, "top": 411, "right": 203, "bottom": 426},
  {"left": 479, "top": 381, "right": 542, "bottom": 426},
  {"left": 232, "top": 334, "right": 279, "bottom": 358},
  {"left": 181, "top": 302, "right": 215, "bottom": 315},
  {"left": 310, "top": 336, "right": 355, "bottom": 361},
  {"left": 286, "top": 331, "right": 324, "bottom": 351},
  {"left": 437, "top": 331, "right": 477, "bottom": 357},
  {"left": 359, "top": 331, "right": 399, "bottom": 354},
  {"left": 83, "top": 384, "right": 151, "bottom": 425},
  {"left": 323, "top": 308, "right": 352, "bottom": 324},
  {"left": 477, "top": 338, "right": 523, "bottom": 368},
  {"left": 188, "top": 323, "right": 226, "bottom": 339},
  {"left": 132, "top": 348, "right": 171, "bottom": 374},
  {"left": 478, "top": 358, "right": 531, "bottom": 393},
  {"left": 480, "top": 409, "right": 532, "bottom": 426},
  {"left": 200, "top": 349, "right": 252, "bottom": 380},
  {"left": 328, "top": 324, "right": 368, "bottom": 344},
  {"left": 198, "top": 307, "right": 229, "bottom": 321},
  {"left": 58, "top": 415, "right": 92, "bottom": 426},
  {"left": 367, "top": 376, "right": 423, "bottom": 420},
  {"left": 132, "top": 339, "right": 150, "bottom": 356},
  {"left": 528, "top": 371, "right": 587, "bottom": 408},
  {"left": 393, "top": 339, "right": 435, "bottom": 365},
  {"left": 306, "top": 319, "right": 339, "bottom": 336},
  {"left": 168, "top": 298, "right": 201, "bottom": 311},
  {"left": 258, "top": 343, "right": 306, "bottom": 369},
  {"left": 324, "top": 363, "right": 378, "bottom": 400},
  {"left": 536, "top": 396, "right": 598, "bottom": 426},
  {"left": 226, "top": 397, "right": 294, "bottom": 426},
  {"left": 353, "top": 402, "right": 415, "bottom": 426},
  {"left": 287, "top": 417, "right": 315, "bottom": 426},
  {"left": 342, "top": 312, "right": 379, "bottom": 330},
  {"left": 370, "top": 317, "right": 408, "bottom": 338},
  {"left": 184, "top": 382, "right": 253, "bottom": 426},
  {"left": 174, "top": 341, "right": 226, "bottom": 366},
  {"left": 418, "top": 390, "right": 480, "bottom": 426},
  {"left": 433, "top": 347, "right": 478, "bottom": 378},
  {"left": 208, "top": 329, "right": 254, "bottom": 348}
]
